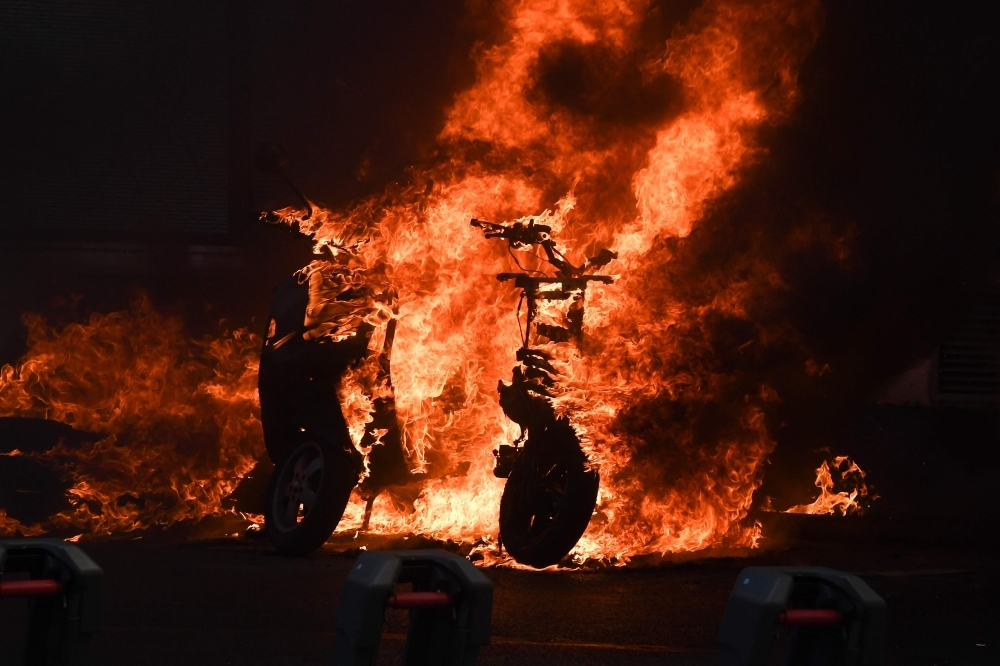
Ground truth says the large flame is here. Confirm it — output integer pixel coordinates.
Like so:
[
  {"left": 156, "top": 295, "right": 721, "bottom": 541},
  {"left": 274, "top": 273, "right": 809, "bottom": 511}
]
[
  {"left": 1, "top": 0, "right": 827, "bottom": 563},
  {"left": 0, "top": 298, "right": 263, "bottom": 535},
  {"left": 282, "top": 0, "right": 823, "bottom": 562}
]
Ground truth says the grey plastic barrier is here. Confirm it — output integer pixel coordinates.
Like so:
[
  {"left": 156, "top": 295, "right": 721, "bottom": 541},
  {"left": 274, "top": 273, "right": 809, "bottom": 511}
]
[
  {"left": 0, "top": 538, "right": 103, "bottom": 665},
  {"left": 331, "top": 549, "right": 493, "bottom": 666},
  {"left": 716, "top": 566, "right": 886, "bottom": 666}
]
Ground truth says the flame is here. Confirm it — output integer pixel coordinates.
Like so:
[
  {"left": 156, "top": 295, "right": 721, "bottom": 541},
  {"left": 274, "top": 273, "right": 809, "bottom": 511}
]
[
  {"left": 0, "top": 297, "right": 263, "bottom": 535},
  {"left": 273, "top": 0, "right": 823, "bottom": 563},
  {"left": 1, "top": 0, "right": 828, "bottom": 563},
  {"left": 0, "top": 509, "right": 48, "bottom": 537},
  {"left": 783, "top": 456, "right": 871, "bottom": 516}
]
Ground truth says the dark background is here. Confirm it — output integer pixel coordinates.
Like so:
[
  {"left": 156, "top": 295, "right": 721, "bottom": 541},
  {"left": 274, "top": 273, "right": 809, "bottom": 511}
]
[
  {"left": 0, "top": 0, "right": 475, "bottom": 360},
  {"left": 1, "top": 0, "right": 999, "bottom": 516}
]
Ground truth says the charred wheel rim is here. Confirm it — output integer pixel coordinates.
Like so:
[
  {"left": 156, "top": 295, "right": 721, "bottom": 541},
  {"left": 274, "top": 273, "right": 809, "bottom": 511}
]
[
  {"left": 500, "top": 431, "right": 599, "bottom": 568},
  {"left": 271, "top": 441, "right": 324, "bottom": 532},
  {"left": 516, "top": 457, "right": 571, "bottom": 539}
]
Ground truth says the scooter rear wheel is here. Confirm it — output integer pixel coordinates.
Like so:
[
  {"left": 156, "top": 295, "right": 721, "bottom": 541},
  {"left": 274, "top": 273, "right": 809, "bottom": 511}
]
[
  {"left": 265, "top": 437, "right": 358, "bottom": 555},
  {"left": 499, "top": 422, "right": 599, "bottom": 568}
]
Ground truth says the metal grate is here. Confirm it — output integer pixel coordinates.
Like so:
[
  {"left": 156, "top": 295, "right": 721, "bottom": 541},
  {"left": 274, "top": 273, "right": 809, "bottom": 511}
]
[
  {"left": 0, "top": 1, "right": 229, "bottom": 237},
  {"left": 934, "top": 293, "right": 1000, "bottom": 402}
]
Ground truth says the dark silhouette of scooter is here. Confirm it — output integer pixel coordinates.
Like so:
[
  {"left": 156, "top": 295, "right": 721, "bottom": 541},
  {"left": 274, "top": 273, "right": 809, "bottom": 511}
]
[{"left": 471, "top": 217, "right": 615, "bottom": 567}]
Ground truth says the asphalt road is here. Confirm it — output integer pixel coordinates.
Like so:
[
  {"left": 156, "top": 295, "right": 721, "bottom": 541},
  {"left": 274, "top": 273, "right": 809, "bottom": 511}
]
[{"left": 1, "top": 525, "right": 997, "bottom": 666}]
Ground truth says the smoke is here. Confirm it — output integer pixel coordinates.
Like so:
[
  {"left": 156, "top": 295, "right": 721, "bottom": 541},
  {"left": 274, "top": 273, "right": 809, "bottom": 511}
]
[{"left": 632, "top": 1, "right": 1000, "bottom": 500}]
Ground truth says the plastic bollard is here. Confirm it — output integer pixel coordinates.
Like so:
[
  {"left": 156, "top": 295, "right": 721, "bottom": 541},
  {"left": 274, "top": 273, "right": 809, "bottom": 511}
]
[
  {"left": 0, "top": 579, "right": 66, "bottom": 597},
  {"left": 779, "top": 609, "right": 844, "bottom": 626},
  {"left": 331, "top": 550, "right": 493, "bottom": 666},
  {"left": 0, "top": 538, "right": 103, "bottom": 666},
  {"left": 716, "top": 566, "right": 885, "bottom": 666},
  {"left": 387, "top": 591, "right": 454, "bottom": 608}
]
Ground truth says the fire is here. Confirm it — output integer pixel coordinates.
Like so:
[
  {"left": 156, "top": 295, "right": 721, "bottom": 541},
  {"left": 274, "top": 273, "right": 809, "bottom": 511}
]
[
  {"left": 0, "top": 297, "right": 263, "bottom": 535},
  {"left": 784, "top": 456, "right": 871, "bottom": 516},
  {"left": 1, "top": 0, "right": 829, "bottom": 563},
  {"left": 0, "top": 509, "right": 48, "bottom": 538},
  {"left": 274, "top": 0, "right": 823, "bottom": 562}
]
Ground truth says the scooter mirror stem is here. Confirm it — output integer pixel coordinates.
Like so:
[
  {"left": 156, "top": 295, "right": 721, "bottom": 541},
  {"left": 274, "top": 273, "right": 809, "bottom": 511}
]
[{"left": 255, "top": 142, "right": 313, "bottom": 221}]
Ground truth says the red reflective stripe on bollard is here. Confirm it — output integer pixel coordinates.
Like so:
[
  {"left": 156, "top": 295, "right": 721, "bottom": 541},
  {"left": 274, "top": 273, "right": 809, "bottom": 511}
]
[
  {"left": 0, "top": 580, "right": 65, "bottom": 598},
  {"left": 779, "top": 609, "right": 843, "bottom": 626},
  {"left": 386, "top": 592, "right": 453, "bottom": 609}
]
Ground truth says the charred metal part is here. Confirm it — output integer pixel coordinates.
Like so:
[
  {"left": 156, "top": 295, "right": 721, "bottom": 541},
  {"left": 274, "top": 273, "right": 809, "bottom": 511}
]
[
  {"left": 565, "top": 293, "right": 584, "bottom": 339},
  {"left": 498, "top": 367, "right": 553, "bottom": 429},
  {"left": 536, "top": 322, "right": 573, "bottom": 343},
  {"left": 361, "top": 495, "right": 376, "bottom": 532},
  {"left": 255, "top": 142, "right": 313, "bottom": 221},
  {"left": 585, "top": 247, "right": 618, "bottom": 270},
  {"left": 497, "top": 273, "right": 614, "bottom": 287},
  {"left": 516, "top": 348, "right": 558, "bottom": 375},
  {"left": 493, "top": 444, "right": 519, "bottom": 478},
  {"left": 358, "top": 396, "right": 412, "bottom": 494}
]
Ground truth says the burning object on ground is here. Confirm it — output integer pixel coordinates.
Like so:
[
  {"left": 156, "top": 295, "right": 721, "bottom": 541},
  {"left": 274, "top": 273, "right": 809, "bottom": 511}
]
[
  {"left": 256, "top": 255, "right": 412, "bottom": 556},
  {"left": 758, "top": 455, "right": 873, "bottom": 518},
  {"left": 471, "top": 215, "right": 614, "bottom": 567},
  {"left": 783, "top": 456, "right": 871, "bottom": 517}
]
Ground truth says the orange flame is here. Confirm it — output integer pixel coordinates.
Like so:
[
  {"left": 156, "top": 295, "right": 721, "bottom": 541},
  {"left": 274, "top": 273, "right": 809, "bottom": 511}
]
[
  {"left": 0, "top": 508, "right": 48, "bottom": 538},
  {"left": 1, "top": 0, "right": 827, "bottom": 564},
  {"left": 784, "top": 456, "right": 870, "bottom": 516},
  {"left": 0, "top": 297, "right": 263, "bottom": 535},
  {"left": 277, "top": 0, "right": 823, "bottom": 563}
]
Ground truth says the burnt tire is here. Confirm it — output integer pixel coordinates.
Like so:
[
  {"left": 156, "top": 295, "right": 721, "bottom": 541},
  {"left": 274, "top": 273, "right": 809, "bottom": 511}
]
[
  {"left": 264, "top": 437, "right": 358, "bottom": 556},
  {"left": 499, "top": 422, "right": 599, "bottom": 568}
]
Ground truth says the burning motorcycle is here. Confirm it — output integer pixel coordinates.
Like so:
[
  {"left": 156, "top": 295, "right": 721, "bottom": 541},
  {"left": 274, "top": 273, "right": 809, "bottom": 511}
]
[{"left": 471, "top": 217, "right": 616, "bottom": 567}]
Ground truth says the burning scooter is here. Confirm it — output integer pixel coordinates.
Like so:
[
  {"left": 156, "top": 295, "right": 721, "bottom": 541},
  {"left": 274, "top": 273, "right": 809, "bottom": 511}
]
[
  {"left": 247, "top": 146, "right": 414, "bottom": 555},
  {"left": 472, "top": 217, "right": 616, "bottom": 567},
  {"left": 239, "top": 147, "right": 615, "bottom": 565}
]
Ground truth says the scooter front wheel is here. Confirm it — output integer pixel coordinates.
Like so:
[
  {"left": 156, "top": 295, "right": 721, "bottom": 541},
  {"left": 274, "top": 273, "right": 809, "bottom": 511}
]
[
  {"left": 499, "top": 423, "right": 599, "bottom": 568},
  {"left": 265, "top": 438, "right": 358, "bottom": 555}
]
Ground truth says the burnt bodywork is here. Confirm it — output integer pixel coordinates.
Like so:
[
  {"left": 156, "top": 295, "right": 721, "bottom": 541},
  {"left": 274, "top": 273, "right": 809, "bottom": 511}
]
[
  {"left": 471, "top": 217, "right": 612, "bottom": 567},
  {"left": 257, "top": 276, "right": 410, "bottom": 494}
]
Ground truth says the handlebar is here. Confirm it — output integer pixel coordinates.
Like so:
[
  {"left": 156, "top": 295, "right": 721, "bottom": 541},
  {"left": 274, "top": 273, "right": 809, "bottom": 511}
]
[
  {"left": 471, "top": 218, "right": 552, "bottom": 248},
  {"left": 497, "top": 273, "right": 614, "bottom": 288},
  {"left": 473, "top": 217, "right": 617, "bottom": 287}
]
